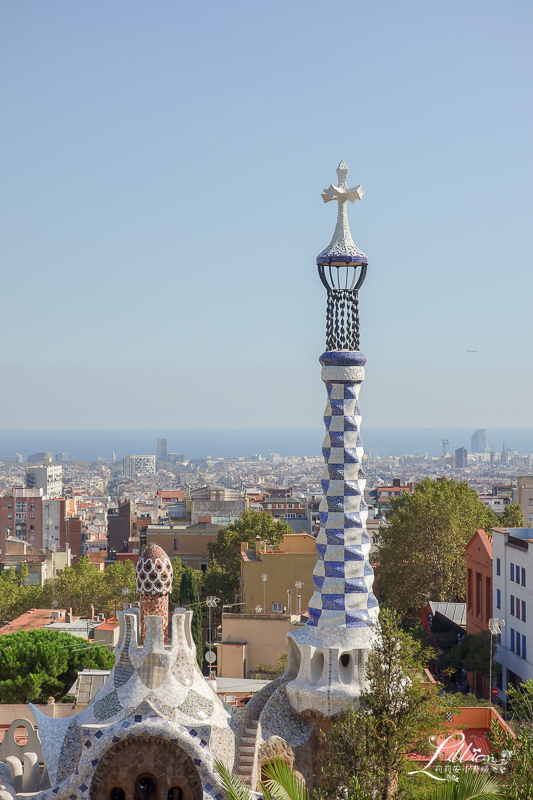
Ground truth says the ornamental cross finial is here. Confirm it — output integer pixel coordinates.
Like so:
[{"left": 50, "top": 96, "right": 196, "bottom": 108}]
[
  {"left": 321, "top": 160, "right": 364, "bottom": 206},
  {"left": 316, "top": 161, "right": 368, "bottom": 269}
]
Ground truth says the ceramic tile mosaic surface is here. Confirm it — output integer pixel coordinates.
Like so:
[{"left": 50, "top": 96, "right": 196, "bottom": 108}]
[
  {"left": 285, "top": 349, "right": 379, "bottom": 716},
  {"left": 260, "top": 686, "right": 313, "bottom": 747},
  {"left": 25, "top": 605, "right": 231, "bottom": 800}
]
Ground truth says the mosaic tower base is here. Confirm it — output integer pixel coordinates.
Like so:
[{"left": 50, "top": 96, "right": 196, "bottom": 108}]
[{"left": 285, "top": 350, "right": 379, "bottom": 717}]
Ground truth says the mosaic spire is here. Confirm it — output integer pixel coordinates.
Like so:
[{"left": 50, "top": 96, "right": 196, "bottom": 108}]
[{"left": 284, "top": 162, "right": 379, "bottom": 717}]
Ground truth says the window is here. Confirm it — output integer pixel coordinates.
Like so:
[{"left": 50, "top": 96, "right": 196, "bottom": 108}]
[
  {"left": 200, "top": 563, "right": 208, "bottom": 573},
  {"left": 496, "top": 558, "right": 501, "bottom": 576},
  {"left": 522, "top": 568, "right": 526, "bottom": 587},
  {"left": 135, "top": 775, "right": 156, "bottom": 800},
  {"left": 29, "top": 525, "right": 34, "bottom": 532},
  {"left": 30, "top": 514, "right": 35, "bottom": 520},
  {"left": 522, "top": 600, "right": 526, "bottom": 622},
  {"left": 173, "top": 539, "right": 179, "bottom": 550},
  {"left": 7, "top": 504, "right": 11, "bottom": 509},
  {"left": 497, "top": 588, "right": 501, "bottom": 609},
  {"left": 110, "top": 790, "right": 125, "bottom": 800},
  {"left": 272, "top": 603, "right": 283, "bottom": 613},
  {"left": 510, "top": 595, "right": 515, "bottom": 615},
  {"left": 517, "top": 632, "right": 521, "bottom": 657},
  {"left": 511, "top": 563, "right": 515, "bottom": 582},
  {"left": 198, "top": 522, "right": 206, "bottom": 530},
  {"left": 168, "top": 789, "right": 183, "bottom": 800},
  {"left": 30, "top": 504, "right": 35, "bottom": 511},
  {"left": 523, "top": 636, "right": 527, "bottom": 660},
  {"left": 486, "top": 576, "right": 491, "bottom": 621},
  {"left": 476, "top": 572, "right": 482, "bottom": 618},
  {"left": 7, "top": 514, "right": 12, "bottom": 520},
  {"left": 511, "top": 628, "right": 515, "bottom": 652},
  {"left": 467, "top": 568, "right": 473, "bottom": 612}
]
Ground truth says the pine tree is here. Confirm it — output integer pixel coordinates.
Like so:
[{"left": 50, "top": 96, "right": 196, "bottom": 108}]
[{"left": 179, "top": 566, "right": 203, "bottom": 666}]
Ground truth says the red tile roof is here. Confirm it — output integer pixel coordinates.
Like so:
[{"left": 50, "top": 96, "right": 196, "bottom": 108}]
[{"left": 0, "top": 608, "right": 66, "bottom": 635}]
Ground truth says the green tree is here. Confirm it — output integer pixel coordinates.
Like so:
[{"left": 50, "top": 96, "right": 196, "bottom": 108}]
[
  {"left": 41, "top": 557, "right": 102, "bottom": 616},
  {"left": 445, "top": 630, "right": 499, "bottom": 681},
  {"left": 377, "top": 478, "right": 495, "bottom": 617},
  {"left": 498, "top": 503, "right": 524, "bottom": 529},
  {"left": 426, "top": 770, "right": 504, "bottom": 800},
  {"left": 0, "top": 566, "right": 44, "bottom": 624},
  {"left": 205, "top": 510, "right": 293, "bottom": 617},
  {"left": 489, "top": 679, "right": 533, "bottom": 800},
  {"left": 202, "top": 559, "right": 235, "bottom": 614},
  {"left": 102, "top": 559, "right": 137, "bottom": 616},
  {"left": 215, "top": 757, "right": 309, "bottom": 800},
  {"left": 0, "top": 629, "right": 114, "bottom": 703},
  {"left": 179, "top": 566, "right": 203, "bottom": 666},
  {"left": 316, "top": 608, "right": 446, "bottom": 800},
  {"left": 169, "top": 556, "right": 184, "bottom": 610}
]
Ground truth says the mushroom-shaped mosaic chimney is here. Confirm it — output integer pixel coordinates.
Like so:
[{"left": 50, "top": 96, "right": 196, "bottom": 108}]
[
  {"left": 136, "top": 544, "right": 173, "bottom": 641},
  {"left": 284, "top": 161, "right": 379, "bottom": 717}
]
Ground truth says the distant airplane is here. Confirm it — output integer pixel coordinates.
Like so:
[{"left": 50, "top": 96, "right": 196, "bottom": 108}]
[{"left": 467, "top": 349, "right": 478, "bottom": 353}]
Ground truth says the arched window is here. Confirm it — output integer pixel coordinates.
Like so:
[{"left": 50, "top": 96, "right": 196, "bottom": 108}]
[
  {"left": 168, "top": 788, "right": 183, "bottom": 800},
  {"left": 135, "top": 775, "right": 157, "bottom": 800},
  {"left": 110, "top": 789, "right": 125, "bottom": 800}
]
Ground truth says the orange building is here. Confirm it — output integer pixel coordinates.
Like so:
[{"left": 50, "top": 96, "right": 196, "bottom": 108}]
[{"left": 465, "top": 529, "right": 493, "bottom": 697}]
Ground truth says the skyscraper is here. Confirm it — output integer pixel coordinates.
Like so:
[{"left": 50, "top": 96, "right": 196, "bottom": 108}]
[
  {"left": 455, "top": 447, "right": 468, "bottom": 469},
  {"left": 471, "top": 429, "right": 486, "bottom": 454},
  {"left": 157, "top": 438, "right": 168, "bottom": 461}
]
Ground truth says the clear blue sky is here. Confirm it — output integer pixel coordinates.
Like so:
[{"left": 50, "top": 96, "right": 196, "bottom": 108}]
[{"left": 1, "top": 1, "right": 531, "bottom": 429}]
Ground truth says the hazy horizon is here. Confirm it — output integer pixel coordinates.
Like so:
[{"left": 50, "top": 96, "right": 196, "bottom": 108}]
[{"left": 2, "top": 427, "right": 532, "bottom": 462}]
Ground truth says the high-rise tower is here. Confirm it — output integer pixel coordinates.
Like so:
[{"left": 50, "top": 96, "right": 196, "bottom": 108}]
[{"left": 285, "top": 162, "right": 379, "bottom": 717}]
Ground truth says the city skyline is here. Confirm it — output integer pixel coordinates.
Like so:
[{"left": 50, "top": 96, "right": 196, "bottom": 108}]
[{"left": 1, "top": 1, "right": 532, "bottom": 429}]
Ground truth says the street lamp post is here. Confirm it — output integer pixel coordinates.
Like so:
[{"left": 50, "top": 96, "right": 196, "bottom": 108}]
[
  {"left": 261, "top": 574, "right": 268, "bottom": 615},
  {"left": 287, "top": 589, "right": 292, "bottom": 616},
  {"left": 295, "top": 581, "right": 303, "bottom": 615},
  {"left": 488, "top": 617, "right": 505, "bottom": 705},
  {"left": 206, "top": 596, "right": 220, "bottom": 679}
]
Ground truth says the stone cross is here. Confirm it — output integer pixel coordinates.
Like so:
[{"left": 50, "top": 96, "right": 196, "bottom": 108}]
[
  {"left": 321, "top": 161, "right": 364, "bottom": 206},
  {"left": 317, "top": 161, "right": 367, "bottom": 268}
]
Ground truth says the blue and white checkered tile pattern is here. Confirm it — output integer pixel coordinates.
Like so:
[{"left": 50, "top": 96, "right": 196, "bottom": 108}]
[{"left": 307, "top": 351, "right": 378, "bottom": 630}]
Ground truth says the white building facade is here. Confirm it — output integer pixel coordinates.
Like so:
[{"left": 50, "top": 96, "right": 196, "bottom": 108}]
[
  {"left": 123, "top": 454, "right": 156, "bottom": 477},
  {"left": 25, "top": 463, "right": 63, "bottom": 498},
  {"left": 492, "top": 527, "right": 533, "bottom": 700}
]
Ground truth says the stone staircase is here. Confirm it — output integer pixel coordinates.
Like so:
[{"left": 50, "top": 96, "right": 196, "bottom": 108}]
[{"left": 234, "top": 718, "right": 259, "bottom": 786}]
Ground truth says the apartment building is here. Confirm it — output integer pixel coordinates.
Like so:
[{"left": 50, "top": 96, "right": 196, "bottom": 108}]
[
  {"left": 492, "top": 527, "right": 533, "bottom": 700},
  {"left": 26, "top": 462, "right": 63, "bottom": 498},
  {"left": 465, "top": 529, "right": 493, "bottom": 697},
  {"left": 240, "top": 534, "right": 317, "bottom": 615},
  {"left": 0, "top": 488, "right": 44, "bottom": 551},
  {"left": 122, "top": 455, "right": 156, "bottom": 478}
]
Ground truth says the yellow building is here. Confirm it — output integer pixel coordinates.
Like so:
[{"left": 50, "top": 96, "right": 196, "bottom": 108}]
[
  {"left": 216, "top": 613, "right": 304, "bottom": 679},
  {"left": 144, "top": 520, "right": 221, "bottom": 572},
  {"left": 240, "top": 533, "right": 317, "bottom": 615}
]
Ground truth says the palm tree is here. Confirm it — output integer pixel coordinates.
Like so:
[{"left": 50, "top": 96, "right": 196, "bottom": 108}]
[
  {"left": 215, "top": 759, "right": 504, "bottom": 800},
  {"left": 426, "top": 770, "right": 505, "bottom": 800},
  {"left": 214, "top": 758, "right": 309, "bottom": 800}
]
